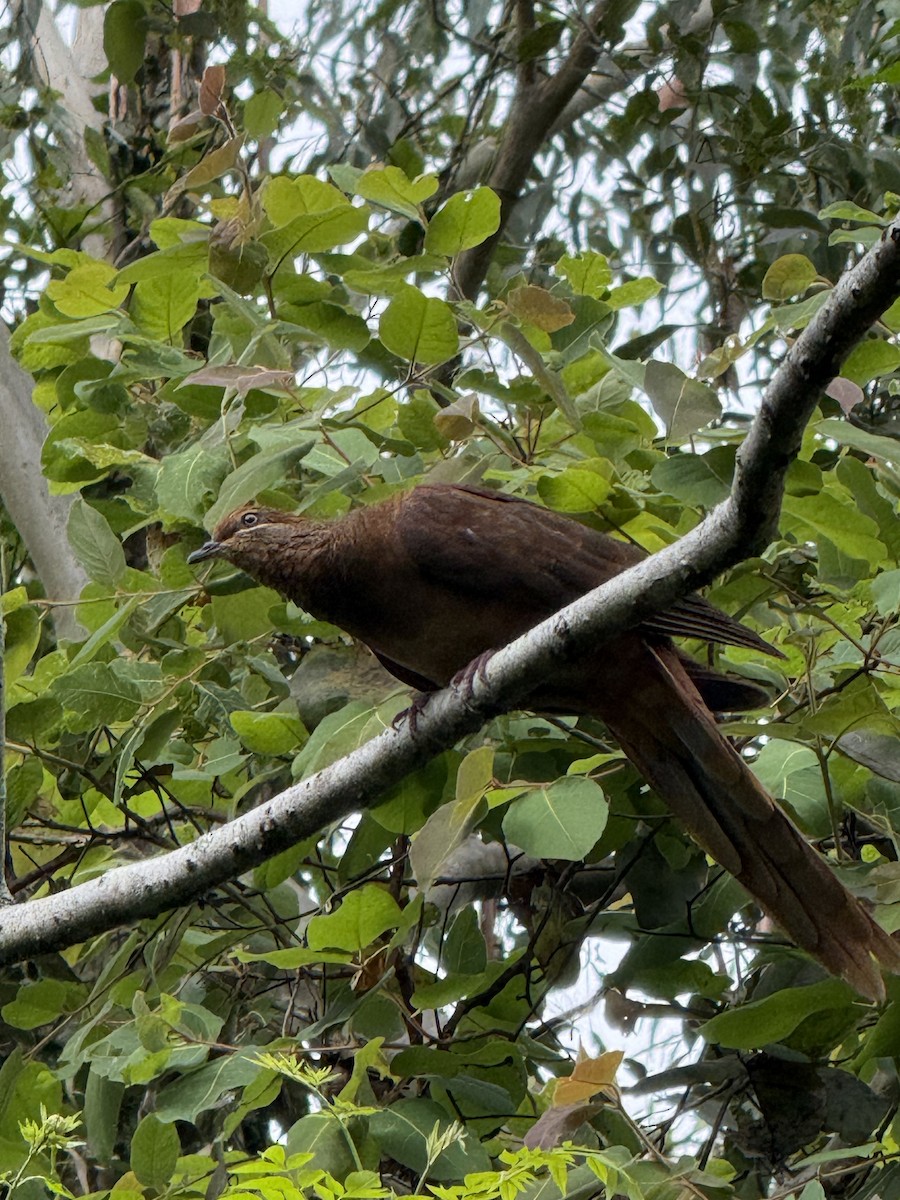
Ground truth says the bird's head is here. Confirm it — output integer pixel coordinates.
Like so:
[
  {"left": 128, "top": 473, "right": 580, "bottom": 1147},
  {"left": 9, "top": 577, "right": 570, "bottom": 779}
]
[{"left": 187, "top": 504, "right": 306, "bottom": 573}]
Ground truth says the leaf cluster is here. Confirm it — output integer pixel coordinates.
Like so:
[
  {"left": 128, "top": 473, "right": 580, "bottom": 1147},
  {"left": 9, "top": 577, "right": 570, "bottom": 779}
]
[{"left": 3, "top": 1, "right": 900, "bottom": 1198}]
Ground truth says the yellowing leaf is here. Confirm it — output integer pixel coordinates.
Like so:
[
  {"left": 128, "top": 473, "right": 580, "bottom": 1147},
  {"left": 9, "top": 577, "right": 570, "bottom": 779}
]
[
  {"left": 46, "top": 263, "right": 129, "bottom": 318},
  {"left": 554, "top": 1050, "right": 624, "bottom": 1106}
]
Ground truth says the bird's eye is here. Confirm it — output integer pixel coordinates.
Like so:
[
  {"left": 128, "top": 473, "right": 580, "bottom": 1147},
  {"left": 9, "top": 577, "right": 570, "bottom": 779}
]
[{"left": 241, "top": 512, "right": 259, "bottom": 528}]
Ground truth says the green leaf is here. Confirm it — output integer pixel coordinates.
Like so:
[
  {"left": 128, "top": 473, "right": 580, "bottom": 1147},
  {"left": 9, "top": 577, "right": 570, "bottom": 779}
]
[
  {"left": 229, "top": 710, "right": 307, "bottom": 754},
  {"left": 751, "top": 741, "right": 828, "bottom": 836},
  {"left": 285, "top": 1113, "right": 360, "bottom": 1177},
  {"left": 130, "top": 1114, "right": 180, "bottom": 1190},
  {"left": 3, "top": 607, "right": 40, "bottom": 686},
  {"left": 762, "top": 254, "right": 818, "bottom": 300},
  {"left": 606, "top": 277, "right": 663, "bottom": 309},
  {"left": 817, "top": 417, "right": 900, "bottom": 465},
  {"left": 204, "top": 442, "right": 314, "bottom": 527},
  {"left": 356, "top": 166, "right": 439, "bottom": 222},
  {"left": 819, "top": 201, "right": 886, "bottom": 224},
  {"left": 838, "top": 730, "right": 900, "bottom": 782},
  {"left": 517, "top": 17, "right": 565, "bottom": 60},
  {"left": 235, "top": 946, "right": 351, "bottom": 967},
  {"left": 380, "top": 286, "right": 459, "bottom": 364},
  {"left": 262, "top": 206, "right": 371, "bottom": 263},
  {"left": 103, "top": 0, "right": 146, "bottom": 83},
  {"left": 244, "top": 90, "right": 284, "bottom": 139},
  {"left": 367, "top": 1099, "right": 491, "bottom": 1179},
  {"left": 292, "top": 701, "right": 384, "bottom": 777},
  {"left": 6, "top": 697, "right": 62, "bottom": 742},
  {"left": 263, "top": 175, "right": 350, "bottom": 223},
  {"left": 2, "top": 979, "right": 85, "bottom": 1030},
  {"left": 782, "top": 492, "right": 886, "bottom": 565},
  {"left": 6, "top": 758, "right": 44, "bottom": 826},
  {"left": 307, "top": 884, "right": 404, "bottom": 951},
  {"left": 537, "top": 466, "right": 610, "bottom": 512},
  {"left": 650, "top": 447, "right": 735, "bottom": 507},
  {"left": 839, "top": 338, "right": 900, "bottom": 386},
  {"left": 643, "top": 361, "right": 722, "bottom": 441},
  {"left": 502, "top": 776, "right": 608, "bottom": 860},
  {"left": 371, "top": 754, "right": 452, "bottom": 834},
  {"left": 68, "top": 499, "right": 126, "bottom": 586},
  {"left": 338, "top": 252, "right": 446, "bottom": 296},
  {"left": 836, "top": 457, "right": 900, "bottom": 561},
  {"left": 156, "top": 445, "right": 231, "bottom": 524},
  {"left": 443, "top": 907, "right": 487, "bottom": 976},
  {"left": 83, "top": 1069, "right": 124, "bottom": 1165},
  {"left": 556, "top": 251, "right": 613, "bottom": 297},
  {"left": 424, "top": 187, "right": 501, "bottom": 254},
  {"left": 701, "top": 979, "right": 857, "bottom": 1048},
  {"left": 131, "top": 273, "right": 203, "bottom": 340},
  {"left": 154, "top": 1054, "right": 262, "bottom": 1121},
  {"left": 582, "top": 409, "right": 651, "bottom": 460},
  {"left": 209, "top": 587, "right": 280, "bottom": 643},
  {"left": 409, "top": 748, "right": 493, "bottom": 891},
  {"left": 115, "top": 241, "right": 209, "bottom": 285},
  {"left": 397, "top": 391, "right": 448, "bottom": 451},
  {"left": 52, "top": 661, "right": 163, "bottom": 733},
  {"left": 871, "top": 568, "right": 900, "bottom": 617},
  {"left": 280, "top": 300, "right": 371, "bottom": 352}
]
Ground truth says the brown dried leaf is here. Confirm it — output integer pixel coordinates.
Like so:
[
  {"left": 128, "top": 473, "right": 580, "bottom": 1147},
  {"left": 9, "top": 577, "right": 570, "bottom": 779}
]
[
  {"left": 524, "top": 1102, "right": 604, "bottom": 1150},
  {"left": 180, "top": 135, "right": 244, "bottom": 190},
  {"left": 507, "top": 284, "right": 575, "bottom": 332},
  {"left": 199, "top": 64, "right": 227, "bottom": 116},
  {"left": 825, "top": 376, "right": 865, "bottom": 414},
  {"left": 433, "top": 393, "right": 480, "bottom": 440},
  {"left": 167, "top": 108, "right": 206, "bottom": 144},
  {"left": 174, "top": 0, "right": 201, "bottom": 13},
  {"left": 181, "top": 365, "right": 295, "bottom": 396}
]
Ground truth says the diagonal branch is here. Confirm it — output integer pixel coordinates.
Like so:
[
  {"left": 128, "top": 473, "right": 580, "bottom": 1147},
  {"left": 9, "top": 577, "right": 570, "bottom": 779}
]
[
  {"left": 453, "top": 0, "right": 613, "bottom": 301},
  {"left": 1, "top": 225, "right": 899, "bottom": 965}
]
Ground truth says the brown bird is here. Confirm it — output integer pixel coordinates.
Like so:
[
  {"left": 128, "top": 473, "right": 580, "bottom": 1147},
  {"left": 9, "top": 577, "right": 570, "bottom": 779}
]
[{"left": 188, "top": 482, "right": 900, "bottom": 999}]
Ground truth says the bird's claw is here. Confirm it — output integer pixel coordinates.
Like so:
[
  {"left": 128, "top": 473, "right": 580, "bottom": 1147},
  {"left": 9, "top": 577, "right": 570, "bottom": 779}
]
[
  {"left": 392, "top": 651, "right": 496, "bottom": 736},
  {"left": 393, "top": 691, "right": 433, "bottom": 736},
  {"left": 450, "top": 649, "right": 496, "bottom": 710}
]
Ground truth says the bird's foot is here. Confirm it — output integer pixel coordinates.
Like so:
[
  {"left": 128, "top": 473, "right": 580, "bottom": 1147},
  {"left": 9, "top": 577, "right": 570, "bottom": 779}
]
[
  {"left": 393, "top": 690, "right": 433, "bottom": 735},
  {"left": 450, "top": 649, "right": 496, "bottom": 710},
  {"left": 392, "top": 651, "right": 496, "bottom": 735}
]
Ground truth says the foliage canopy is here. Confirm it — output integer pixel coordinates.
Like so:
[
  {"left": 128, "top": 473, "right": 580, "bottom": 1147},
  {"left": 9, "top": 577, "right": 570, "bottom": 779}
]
[{"left": 2, "top": 1, "right": 900, "bottom": 1197}]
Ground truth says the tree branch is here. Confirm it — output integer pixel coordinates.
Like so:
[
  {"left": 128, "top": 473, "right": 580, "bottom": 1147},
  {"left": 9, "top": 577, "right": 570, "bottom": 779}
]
[
  {"left": 0, "top": 328, "right": 87, "bottom": 641},
  {"left": 453, "top": 0, "right": 613, "bottom": 301},
  {"left": 1, "top": 224, "right": 899, "bottom": 964},
  {"left": 22, "top": 0, "right": 116, "bottom": 259}
]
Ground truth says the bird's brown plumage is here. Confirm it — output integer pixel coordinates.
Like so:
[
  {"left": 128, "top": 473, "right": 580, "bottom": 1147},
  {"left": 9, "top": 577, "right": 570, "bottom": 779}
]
[{"left": 189, "top": 482, "right": 900, "bottom": 999}]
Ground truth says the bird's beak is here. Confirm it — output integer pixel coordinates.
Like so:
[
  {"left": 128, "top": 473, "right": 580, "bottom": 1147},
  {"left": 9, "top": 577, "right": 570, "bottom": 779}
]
[{"left": 187, "top": 540, "right": 222, "bottom": 564}]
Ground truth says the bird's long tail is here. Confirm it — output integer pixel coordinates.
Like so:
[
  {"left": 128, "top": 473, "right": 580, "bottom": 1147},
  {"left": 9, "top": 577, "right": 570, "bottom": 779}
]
[{"left": 594, "top": 641, "right": 900, "bottom": 1002}]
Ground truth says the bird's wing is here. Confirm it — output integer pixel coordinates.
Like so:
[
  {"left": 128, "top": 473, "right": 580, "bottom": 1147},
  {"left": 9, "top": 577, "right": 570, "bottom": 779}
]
[{"left": 398, "top": 484, "right": 782, "bottom": 658}]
